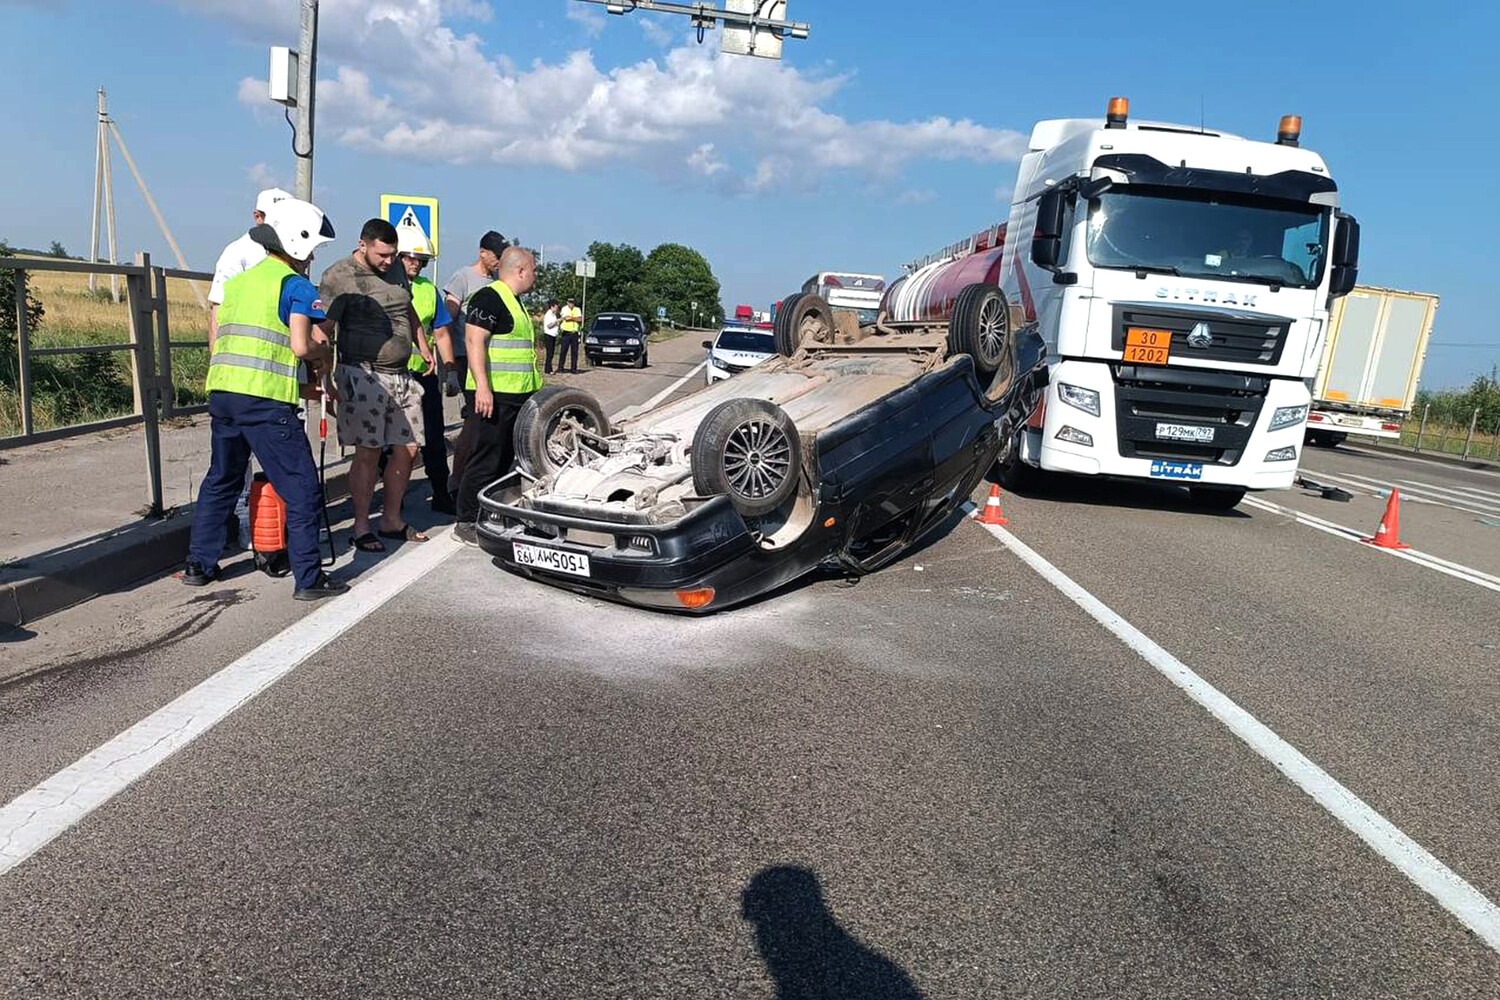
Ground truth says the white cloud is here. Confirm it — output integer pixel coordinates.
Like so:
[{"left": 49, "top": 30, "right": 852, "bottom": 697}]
[
  {"left": 204, "top": 0, "right": 1026, "bottom": 193},
  {"left": 565, "top": 4, "right": 605, "bottom": 37},
  {"left": 638, "top": 15, "right": 675, "bottom": 47},
  {"left": 687, "top": 143, "right": 727, "bottom": 177},
  {"left": 896, "top": 189, "right": 938, "bottom": 206},
  {"left": 246, "top": 162, "right": 280, "bottom": 190}
]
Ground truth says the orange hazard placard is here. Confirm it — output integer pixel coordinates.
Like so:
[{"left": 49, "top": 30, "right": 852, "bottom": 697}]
[{"left": 1124, "top": 327, "right": 1171, "bottom": 365}]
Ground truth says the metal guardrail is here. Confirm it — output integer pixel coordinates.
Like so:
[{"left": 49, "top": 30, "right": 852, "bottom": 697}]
[
  {"left": 1407, "top": 404, "right": 1500, "bottom": 461},
  {"left": 1, "top": 251, "right": 212, "bottom": 516}
]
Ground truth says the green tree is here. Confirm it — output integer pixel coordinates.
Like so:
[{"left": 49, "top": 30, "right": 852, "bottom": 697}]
[
  {"left": 48, "top": 240, "right": 68, "bottom": 258},
  {"left": 581, "top": 241, "right": 649, "bottom": 324},
  {"left": 642, "top": 243, "right": 722, "bottom": 329},
  {"left": 0, "top": 243, "right": 45, "bottom": 356}
]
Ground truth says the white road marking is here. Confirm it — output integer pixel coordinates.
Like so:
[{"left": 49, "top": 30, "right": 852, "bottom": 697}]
[
  {"left": 966, "top": 508, "right": 1500, "bottom": 954},
  {"left": 637, "top": 359, "right": 708, "bottom": 412},
  {"left": 1304, "top": 470, "right": 1499, "bottom": 516},
  {"left": 1340, "top": 444, "right": 1500, "bottom": 480},
  {"left": 0, "top": 535, "right": 462, "bottom": 878},
  {"left": 1243, "top": 495, "right": 1500, "bottom": 593},
  {"left": 1396, "top": 478, "right": 1500, "bottom": 507}
]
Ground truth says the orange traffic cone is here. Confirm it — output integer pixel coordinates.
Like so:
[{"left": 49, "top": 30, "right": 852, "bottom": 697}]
[
  {"left": 1361, "top": 489, "right": 1411, "bottom": 550},
  {"left": 976, "top": 484, "right": 1009, "bottom": 526}
]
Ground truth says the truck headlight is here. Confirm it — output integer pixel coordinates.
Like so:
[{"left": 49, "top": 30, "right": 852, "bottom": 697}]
[
  {"left": 1057, "top": 382, "right": 1100, "bottom": 417},
  {"left": 1055, "top": 425, "right": 1094, "bottom": 447},
  {"left": 1265, "top": 446, "right": 1298, "bottom": 462},
  {"left": 1269, "top": 404, "right": 1308, "bottom": 431}
]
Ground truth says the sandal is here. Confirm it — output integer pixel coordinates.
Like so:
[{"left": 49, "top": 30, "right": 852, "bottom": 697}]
[
  {"left": 351, "top": 532, "right": 387, "bottom": 553},
  {"left": 378, "top": 524, "right": 429, "bottom": 543}
]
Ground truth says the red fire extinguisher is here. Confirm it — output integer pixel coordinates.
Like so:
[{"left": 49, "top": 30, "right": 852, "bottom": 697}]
[{"left": 248, "top": 473, "right": 290, "bottom": 577}]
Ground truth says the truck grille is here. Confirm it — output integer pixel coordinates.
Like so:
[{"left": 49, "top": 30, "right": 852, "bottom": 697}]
[
  {"left": 1113, "top": 305, "right": 1289, "bottom": 366},
  {"left": 1113, "top": 365, "right": 1269, "bottom": 467}
]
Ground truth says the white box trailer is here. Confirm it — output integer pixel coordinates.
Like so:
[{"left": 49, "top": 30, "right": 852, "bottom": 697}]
[{"left": 1306, "top": 285, "right": 1439, "bottom": 446}]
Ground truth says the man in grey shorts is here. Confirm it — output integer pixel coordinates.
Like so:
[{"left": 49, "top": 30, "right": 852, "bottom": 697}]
[{"left": 319, "top": 218, "right": 429, "bottom": 551}]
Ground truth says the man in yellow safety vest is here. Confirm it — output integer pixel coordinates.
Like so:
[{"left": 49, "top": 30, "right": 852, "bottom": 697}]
[
  {"left": 453, "top": 246, "right": 541, "bottom": 544},
  {"left": 183, "top": 198, "right": 348, "bottom": 601},
  {"left": 397, "top": 228, "right": 463, "bottom": 512},
  {"left": 557, "top": 297, "right": 583, "bottom": 374}
]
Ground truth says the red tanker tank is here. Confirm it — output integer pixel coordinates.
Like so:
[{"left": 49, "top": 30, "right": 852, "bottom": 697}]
[{"left": 882, "top": 223, "right": 1007, "bottom": 326}]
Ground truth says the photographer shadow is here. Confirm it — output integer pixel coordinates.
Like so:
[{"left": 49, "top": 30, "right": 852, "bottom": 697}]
[{"left": 742, "top": 866, "right": 930, "bottom": 1000}]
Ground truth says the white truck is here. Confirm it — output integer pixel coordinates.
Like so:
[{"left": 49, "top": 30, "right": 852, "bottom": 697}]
[
  {"left": 1305, "top": 285, "right": 1439, "bottom": 446},
  {"left": 888, "top": 98, "right": 1363, "bottom": 509}
]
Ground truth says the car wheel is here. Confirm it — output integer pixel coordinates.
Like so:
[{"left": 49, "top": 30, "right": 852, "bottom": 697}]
[
  {"left": 947, "top": 283, "right": 1009, "bottom": 378},
  {"left": 772, "top": 292, "right": 835, "bottom": 357},
  {"left": 634, "top": 350, "right": 648, "bottom": 369},
  {"left": 1188, "top": 486, "right": 1246, "bottom": 511},
  {"left": 692, "top": 398, "right": 802, "bottom": 517},
  {"left": 514, "top": 385, "right": 613, "bottom": 477},
  {"left": 998, "top": 428, "right": 1044, "bottom": 492}
]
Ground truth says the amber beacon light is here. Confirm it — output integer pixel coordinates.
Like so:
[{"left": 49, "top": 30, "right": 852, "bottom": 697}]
[
  {"left": 1105, "top": 96, "right": 1129, "bottom": 129},
  {"left": 1277, "top": 115, "right": 1302, "bottom": 147}
]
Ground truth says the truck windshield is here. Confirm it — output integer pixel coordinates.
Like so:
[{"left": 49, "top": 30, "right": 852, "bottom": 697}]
[
  {"left": 1086, "top": 187, "right": 1329, "bottom": 288},
  {"left": 716, "top": 329, "right": 775, "bottom": 353}
]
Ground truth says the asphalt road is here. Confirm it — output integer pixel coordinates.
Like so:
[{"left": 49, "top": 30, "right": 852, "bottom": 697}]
[{"left": 2, "top": 348, "right": 1498, "bottom": 998}]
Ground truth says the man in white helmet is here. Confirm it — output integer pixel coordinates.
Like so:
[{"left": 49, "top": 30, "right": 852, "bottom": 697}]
[
  {"left": 205, "top": 186, "right": 293, "bottom": 552},
  {"left": 207, "top": 187, "right": 292, "bottom": 346},
  {"left": 183, "top": 198, "right": 349, "bottom": 601}
]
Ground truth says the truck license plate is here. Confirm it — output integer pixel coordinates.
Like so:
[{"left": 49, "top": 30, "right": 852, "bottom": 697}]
[
  {"left": 512, "top": 542, "right": 591, "bottom": 577},
  {"left": 1156, "top": 422, "right": 1215, "bottom": 444},
  {"left": 1150, "top": 460, "right": 1204, "bottom": 481},
  {"left": 1125, "top": 327, "right": 1172, "bottom": 365}
]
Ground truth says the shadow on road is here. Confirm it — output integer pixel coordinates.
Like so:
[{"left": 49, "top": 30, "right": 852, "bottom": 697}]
[
  {"left": 741, "top": 866, "right": 930, "bottom": 1000},
  {"left": 984, "top": 464, "right": 1251, "bottom": 519}
]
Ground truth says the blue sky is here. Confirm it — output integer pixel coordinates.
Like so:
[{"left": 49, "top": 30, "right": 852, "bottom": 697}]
[{"left": 1, "top": 0, "right": 1495, "bottom": 387}]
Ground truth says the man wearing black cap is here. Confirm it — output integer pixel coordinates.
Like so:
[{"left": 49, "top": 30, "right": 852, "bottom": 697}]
[{"left": 443, "top": 231, "right": 506, "bottom": 493}]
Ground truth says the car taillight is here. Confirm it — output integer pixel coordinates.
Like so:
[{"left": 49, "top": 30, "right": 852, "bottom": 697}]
[
  {"left": 675, "top": 587, "right": 715, "bottom": 610},
  {"left": 823, "top": 275, "right": 842, "bottom": 288},
  {"left": 1027, "top": 396, "right": 1047, "bottom": 429}
]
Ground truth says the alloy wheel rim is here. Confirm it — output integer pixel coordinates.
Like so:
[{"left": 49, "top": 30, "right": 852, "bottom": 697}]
[{"left": 722, "top": 418, "right": 792, "bottom": 500}]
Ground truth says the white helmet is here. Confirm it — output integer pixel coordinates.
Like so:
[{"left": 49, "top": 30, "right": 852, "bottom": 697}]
[
  {"left": 397, "top": 224, "right": 433, "bottom": 258},
  {"left": 263, "top": 198, "right": 335, "bottom": 262}
]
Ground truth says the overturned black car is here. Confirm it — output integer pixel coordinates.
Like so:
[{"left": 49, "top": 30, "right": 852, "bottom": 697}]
[{"left": 477, "top": 287, "right": 1045, "bottom": 613}]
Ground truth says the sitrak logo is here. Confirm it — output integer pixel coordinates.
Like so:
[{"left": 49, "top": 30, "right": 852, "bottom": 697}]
[{"left": 1187, "top": 322, "right": 1214, "bottom": 349}]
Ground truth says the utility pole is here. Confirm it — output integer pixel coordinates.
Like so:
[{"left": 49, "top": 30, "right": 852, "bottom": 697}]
[
  {"left": 89, "top": 87, "right": 120, "bottom": 302},
  {"left": 294, "top": 0, "right": 319, "bottom": 201}
]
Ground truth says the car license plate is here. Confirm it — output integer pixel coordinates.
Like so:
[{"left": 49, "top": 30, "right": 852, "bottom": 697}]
[
  {"left": 512, "top": 542, "right": 591, "bottom": 577},
  {"left": 1124, "top": 327, "right": 1172, "bottom": 365},
  {"left": 1156, "top": 422, "right": 1215, "bottom": 444},
  {"left": 1150, "top": 460, "right": 1204, "bottom": 481},
  {"left": 603, "top": 347, "right": 623, "bottom": 354}
]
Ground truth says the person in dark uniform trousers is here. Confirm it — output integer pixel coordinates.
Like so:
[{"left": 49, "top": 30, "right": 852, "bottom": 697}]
[{"left": 181, "top": 198, "right": 348, "bottom": 601}]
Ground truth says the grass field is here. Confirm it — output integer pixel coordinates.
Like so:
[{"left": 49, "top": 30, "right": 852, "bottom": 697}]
[
  {"left": 1398, "top": 421, "right": 1500, "bottom": 460},
  {"left": 1, "top": 256, "right": 211, "bottom": 437}
]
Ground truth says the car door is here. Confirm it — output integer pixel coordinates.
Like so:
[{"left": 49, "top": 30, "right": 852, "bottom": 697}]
[{"left": 816, "top": 382, "right": 936, "bottom": 571}]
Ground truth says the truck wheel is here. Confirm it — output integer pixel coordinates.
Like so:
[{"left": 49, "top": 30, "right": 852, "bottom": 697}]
[
  {"left": 772, "top": 292, "right": 835, "bottom": 357},
  {"left": 692, "top": 398, "right": 802, "bottom": 517},
  {"left": 1188, "top": 486, "right": 1246, "bottom": 511},
  {"left": 514, "top": 385, "right": 612, "bottom": 477},
  {"left": 948, "top": 283, "right": 1009, "bottom": 378}
]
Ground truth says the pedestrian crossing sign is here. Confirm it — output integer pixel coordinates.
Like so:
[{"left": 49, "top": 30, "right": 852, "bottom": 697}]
[{"left": 379, "top": 194, "right": 440, "bottom": 256}]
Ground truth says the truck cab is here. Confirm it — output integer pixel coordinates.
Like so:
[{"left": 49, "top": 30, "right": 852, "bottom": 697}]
[{"left": 999, "top": 98, "right": 1360, "bottom": 506}]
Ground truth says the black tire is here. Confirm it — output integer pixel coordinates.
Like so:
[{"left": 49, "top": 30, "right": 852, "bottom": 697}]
[
  {"left": 514, "top": 385, "right": 612, "bottom": 477},
  {"left": 691, "top": 398, "right": 802, "bottom": 517},
  {"left": 1188, "top": 486, "right": 1246, "bottom": 511},
  {"left": 772, "top": 292, "right": 836, "bottom": 357},
  {"left": 998, "top": 429, "right": 1044, "bottom": 492},
  {"left": 1305, "top": 429, "right": 1346, "bottom": 448},
  {"left": 947, "top": 282, "right": 1009, "bottom": 378},
  {"left": 634, "top": 350, "right": 648, "bottom": 369}
]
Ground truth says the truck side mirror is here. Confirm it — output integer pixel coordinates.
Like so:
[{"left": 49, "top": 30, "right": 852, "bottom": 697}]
[
  {"left": 1329, "top": 214, "right": 1360, "bottom": 298},
  {"left": 1031, "top": 188, "right": 1066, "bottom": 271}
]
